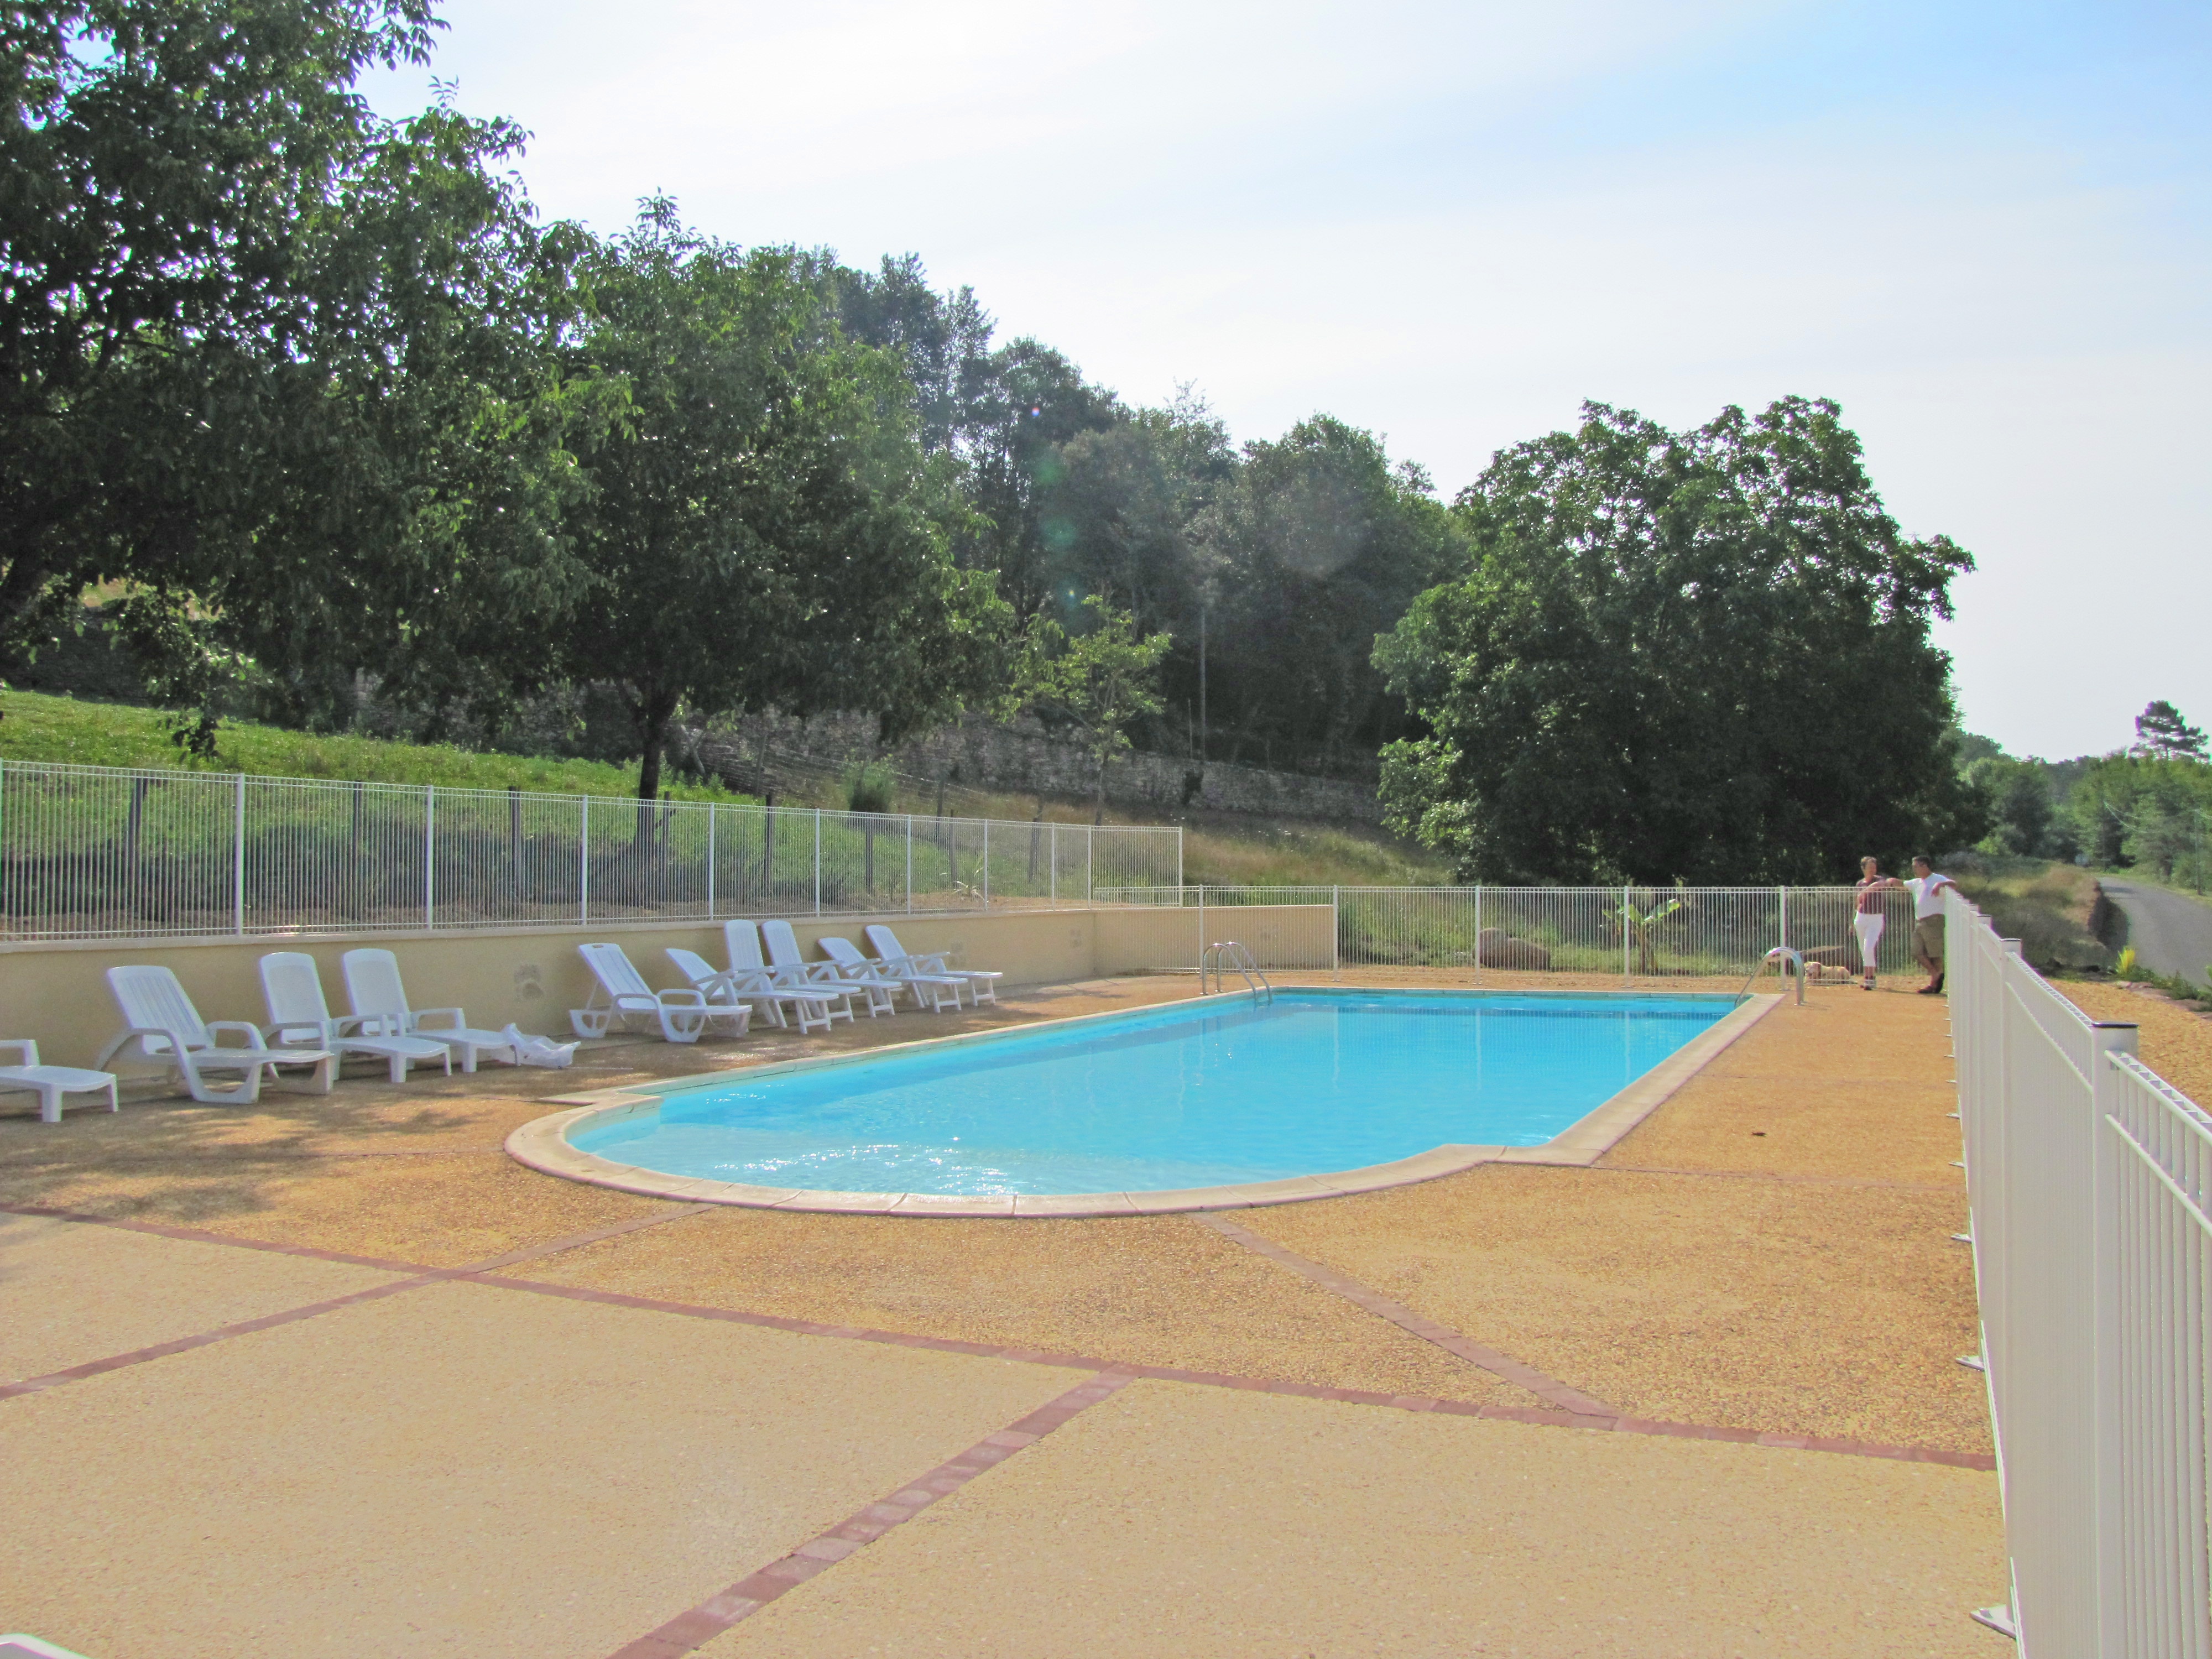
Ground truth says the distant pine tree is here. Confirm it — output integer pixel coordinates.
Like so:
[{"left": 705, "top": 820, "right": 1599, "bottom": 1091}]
[{"left": 2132, "top": 700, "right": 2208, "bottom": 762}]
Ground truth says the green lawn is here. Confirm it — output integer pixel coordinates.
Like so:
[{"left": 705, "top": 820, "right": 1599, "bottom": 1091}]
[{"left": 0, "top": 690, "right": 749, "bottom": 802}]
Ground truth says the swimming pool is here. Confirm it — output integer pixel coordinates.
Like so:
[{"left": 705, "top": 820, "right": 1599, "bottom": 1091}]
[{"left": 555, "top": 989, "right": 1744, "bottom": 1203}]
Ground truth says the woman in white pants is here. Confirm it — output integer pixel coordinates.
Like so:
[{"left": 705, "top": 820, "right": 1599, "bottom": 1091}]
[{"left": 1853, "top": 857, "right": 1892, "bottom": 990}]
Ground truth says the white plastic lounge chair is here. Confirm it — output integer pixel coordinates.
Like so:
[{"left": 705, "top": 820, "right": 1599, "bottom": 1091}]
[
  {"left": 864, "top": 924, "right": 1001, "bottom": 1009},
  {"left": 761, "top": 919, "right": 890, "bottom": 1019},
  {"left": 830, "top": 933, "right": 962, "bottom": 1013},
  {"left": 259, "top": 952, "right": 453, "bottom": 1084},
  {"left": 730, "top": 919, "right": 854, "bottom": 1025},
  {"left": 97, "top": 966, "right": 336, "bottom": 1104},
  {"left": 0, "top": 1041, "right": 119, "bottom": 1123},
  {"left": 340, "top": 948, "right": 518, "bottom": 1073},
  {"left": 817, "top": 936, "right": 925, "bottom": 1016},
  {"left": 571, "top": 942, "right": 745, "bottom": 1043},
  {"left": 667, "top": 946, "right": 834, "bottom": 1036}
]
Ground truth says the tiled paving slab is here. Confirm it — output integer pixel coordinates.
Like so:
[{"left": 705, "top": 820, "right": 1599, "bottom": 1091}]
[
  {"left": 0, "top": 1279, "right": 1078, "bottom": 1659},
  {"left": 701, "top": 1378, "right": 2016, "bottom": 1658},
  {"left": 0, "top": 1209, "right": 412, "bottom": 1384}
]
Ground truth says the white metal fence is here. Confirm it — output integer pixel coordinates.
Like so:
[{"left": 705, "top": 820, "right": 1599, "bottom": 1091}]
[
  {"left": 1951, "top": 885, "right": 2211, "bottom": 1655},
  {"left": 0, "top": 761, "right": 1185, "bottom": 940},
  {"left": 1096, "top": 883, "right": 1931, "bottom": 979}
]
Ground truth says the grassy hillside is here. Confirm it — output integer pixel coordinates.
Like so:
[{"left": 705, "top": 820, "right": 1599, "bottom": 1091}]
[
  {"left": 0, "top": 689, "right": 1453, "bottom": 887},
  {"left": 0, "top": 690, "right": 748, "bottom": 802},
  {"left": 1948, "top": 853, "right": 2112, "bottom": 970}
]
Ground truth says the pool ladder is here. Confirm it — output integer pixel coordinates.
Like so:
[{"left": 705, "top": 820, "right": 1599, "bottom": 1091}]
[{"left": 1202, "top": 940, "right": 1274, "bottom": 1005}]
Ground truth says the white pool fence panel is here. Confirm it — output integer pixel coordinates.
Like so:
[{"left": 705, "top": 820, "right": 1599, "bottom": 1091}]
[
  {"left": 1950, "top": 886, "right": 2212, "bottom": 1656},
  {"left": 1095, "top": 883, "right": 1927, "bottom": 979},
  {"left": 0, "top": 761, "right": 1185, "bottom": 939}
]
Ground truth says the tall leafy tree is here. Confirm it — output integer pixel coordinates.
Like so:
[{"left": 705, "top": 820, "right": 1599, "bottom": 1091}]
[
  {"left": 1016, "top": 596, "right": 1172, "bottom": 821},
  {"left": 2131, "top": 700, "right": 2208, "bottom": 762},
  {"left": 557, "top": 202, "right": 1008, "bottom": 800},
  {"left": 1375, "top": 398, "right": 1982, "bottom": 884}
]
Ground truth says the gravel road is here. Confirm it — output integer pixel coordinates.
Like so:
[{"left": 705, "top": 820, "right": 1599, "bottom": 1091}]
[{"left": 2104, "top": 878, "right": 2212, "bottom": 982}]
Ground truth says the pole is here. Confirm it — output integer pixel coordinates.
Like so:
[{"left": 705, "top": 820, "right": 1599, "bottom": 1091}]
[
  {"left": 232, "top": 772, "right": 246, "bottom": 935},
  {"left": 1050, "top": 823, "right": 1057, "bottom": 907},
  {"left": 981, "top": 819, "right": 989, "bottom": 908},
  {"left": 906, "top": 815, "right": 913, "bottom": 914},
  {"left": 1622, "top": 884, "right": 1631, "bottom": 984},
  {"left": 706, "top": 804, "right": 716, "bottom": 919},
  {"left": 579, "top": 796, "right": 589, "bottom": 924},
  {"left": 1197, "top": 883, "right": 1206, "bottom": 979},
  {"left": 813, "top": 808, "right": 821, "bottom": 917},
  {"left": 1086, "top": 824, "right": 1094, "bottom": 904},
  {"left": 425, "top": 785, "right": 436, "bottom": 931},
  {"left": 1198, "top": 604, "right": 1208, "bottom": 765},
  {"left": 1473, "top": 883, "right": 1483, "bottom": 985},
  {"left": 1333, "top": 883, "right": 1340, "bottom": 980},
  {"left": 1777, "top": 885, "right": 1788, "bottom": 962}
]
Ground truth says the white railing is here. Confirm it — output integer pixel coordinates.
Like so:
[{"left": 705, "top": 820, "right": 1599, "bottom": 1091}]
[
  {"left": 1951, "top": 885, "right": 2212, "bottom": 1655},
  {"left": 1095, "top": 883, "right": 1928, "bottom": 979},
  {"left": 0, "top": 760, "right": 1184, "bottom": 940}
]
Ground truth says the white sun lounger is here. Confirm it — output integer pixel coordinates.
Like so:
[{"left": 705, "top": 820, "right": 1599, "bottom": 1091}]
[
  {"left": 572, "top": 942, "right": 746, "bottom": 1043},
  {"left": 259, "top": 952, "right": 453, "bottom": 1084},
  {"left": 817, "top": 936, "right": 930, "bottom": 1016},
  {"left": 97, "top": 965, "right": 336, "bottom": 1104},
  {"left": 666, "top": 946, "right": 834, "bottom": 1036},
  {"left": 761, "top": 919, "right": 891, "bottom": 1019},
  {"left": 834, "top": 933, "right": 963, "bottom": 1012},
  {"left": 340, "top": 948, "right": 518, "bottom": 1073},
  {"left": 865, "top": 924, "right": 1001, "bottom": 1007},
  {"left": 0, "top": 1041, "right": 119, "bottom": 1123},
  {"left": 731, "top": 919, "right": 854, "bottom": 1025}
]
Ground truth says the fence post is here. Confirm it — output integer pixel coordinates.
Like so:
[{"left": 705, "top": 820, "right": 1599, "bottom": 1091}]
[
  {"left": 813, "top": 808, "right": 822, "bottom": 916},
  {"left": 1622, "top": 884, "right": 1631, "bottom": 984},
  {"left": 424, "top": 785, "right": 436, "bottom": 931},
  {"left": 906, "top": 815, "right": 913, "bottom": 914},
  {"left": 1197, "top": 883, "right": 1206, "bottom": 977},
  {"left": 1050, "top": 823, "right": 1057, "bottom": 907},
  {"left": 1332, "top": 884, "right": 1340, "bottom": 980},
  {"left": 2089, "top": 1018, "right": 2141, "bottom": 1652},
  {"left": 1777, "top": 886, "right": 1788, "bottom": 958},
  {"left": 1086, "top": 825, "right": 1094, "bottom": 904},
  {"left": 981, "top": 820, "right": 989, "bottom": 908},
  {"left": 579, "top": 796, "right": 589, "bottom": 924},
  {"left": 1473, "top": 883, "right": 1483, "bottom": 984},
  {"left": 232, "top": 773, "right": 246, "bottom": 935},
  {"left": 706, "top": 804, "right": 716, "bottom": 919}
]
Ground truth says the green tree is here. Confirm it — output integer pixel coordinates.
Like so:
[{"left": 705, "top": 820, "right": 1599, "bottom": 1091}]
[
  {"left": 2132, "top": 700, "right": 2208, "bottom": 762},
  {"left": 1374, "top": 398, "right": 1981, "bottom": 884},
  {"left": 557, "top": 202, "right": 1008, "bottom": 801},
  {"left": 1968, "top": 755, "right": 2056, "bottom": 857},
  {"left": 1018, "top": 596, "right": 1172, "bottom": 821}
]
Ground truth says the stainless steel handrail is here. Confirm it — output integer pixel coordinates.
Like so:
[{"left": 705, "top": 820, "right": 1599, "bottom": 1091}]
[{"left": 1201, "top": 940, "right": 1273, "bottom": 1005}]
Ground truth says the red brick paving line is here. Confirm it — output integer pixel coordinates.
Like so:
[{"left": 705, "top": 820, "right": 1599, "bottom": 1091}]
[
  {"left": 1190, "top": 1210, "right": 1622, "bottom": 1417},
  {"left": 606, "top": 1369, "right": 1138, "bottom": 1658},
  {"left": 0, "top": 1202, "right": 1995, "bottom": 1470},
  {"left": 0, "top": 1202, "right": 718, "bottom": 1398}
]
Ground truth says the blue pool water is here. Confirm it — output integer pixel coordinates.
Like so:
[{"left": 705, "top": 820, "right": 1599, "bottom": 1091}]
[{"left": 571, "top": 990, "right": 1736, "bottom": 1196}]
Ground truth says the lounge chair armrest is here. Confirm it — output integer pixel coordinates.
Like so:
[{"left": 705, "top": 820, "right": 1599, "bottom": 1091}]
[
  {"left": 206, "top": 1021, "right": 273, "bottom": 1051},
  {"left": 97, "top": 1024, "right": 195, "bottom": 1068},
  {"left": 330, "top": 1014, "right": 374, "bottom": 1037},
  {"left": 0, "top": 1039, "right": 33, "bottom": 1066},
  {"left": 656, "top": 988, "right": 708, "bottom": 1009}
]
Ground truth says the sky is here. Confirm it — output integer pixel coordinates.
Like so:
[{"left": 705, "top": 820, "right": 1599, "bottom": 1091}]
[{"left": 364, "top": 0, "right": 2210, "bottom": 761}]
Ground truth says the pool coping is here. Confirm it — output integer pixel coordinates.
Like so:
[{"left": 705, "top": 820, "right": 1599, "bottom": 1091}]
[{"left": 504, "top": 987, "right": 1783, "bottom": 1218}]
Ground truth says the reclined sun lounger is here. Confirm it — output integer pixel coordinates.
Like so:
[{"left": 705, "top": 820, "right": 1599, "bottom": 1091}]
[
  {"left": 572, "top": 942, "right": 746, "bottom": 1043},
  {"left": 340, "top": 948, "right": 518, "bottom": 1073},
  {"left": 835, "top": 932, "right": 964, "bottom": 1012},
  {"left": 260, "top": 952, "right": 453, "bottom": 1084},
  {"left": 667, "top": 946, "right": 834, "bottom": 1036},
  {"left": 0, "top": 1041, "right": 119, "bottom": 1123},
  {"left": 734, "top": 918, "right": 855, "bottom": 1024},
  {"left": 864, "top": 924, "right": 1003, "bottom": 1008},
  {"left": 762, "top": 919, "right": 894, "bottom": 1019},
  {"left": 818, "top": 935, "right": 935, "bottom": 1015},
  {"left": 98, "top": 965, "right": 336, "bottom": 1104}
]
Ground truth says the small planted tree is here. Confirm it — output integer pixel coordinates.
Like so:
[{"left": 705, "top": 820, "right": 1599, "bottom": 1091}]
[{"left": 1018, "top": 596, "right": 1171, "bottom": 822}]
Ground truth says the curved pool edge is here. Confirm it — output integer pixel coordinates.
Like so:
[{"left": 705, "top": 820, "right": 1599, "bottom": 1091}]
[{"left": 503, "top": 988, "right": 1783, "bottom": 1219}]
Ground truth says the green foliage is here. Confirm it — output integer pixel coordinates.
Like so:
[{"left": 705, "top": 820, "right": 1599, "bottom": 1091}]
[
  {"left": 2068, "top": 753, "right": 2212, "bottom": 888},
  {"left": 1016, "top": 596, "right": 1172, "bottom": 818},
  {"left": 844, "top": 763, "right": 896, "bottom": 816},
  {"left": 1968, "top": 754, "right": 2060, "bottom": 857},
  {"left": 1374, "top": 398, "right": 1982, "bottom": 884},
  {"left": 554, "top": 200, "right": 1010, "bottom": 800},
  {"left": 2115, "top": 946, "right": 2140, "bottom": 979},
  {"left": 2132, "top": 699, "right": 2208, "bottom": 762}
]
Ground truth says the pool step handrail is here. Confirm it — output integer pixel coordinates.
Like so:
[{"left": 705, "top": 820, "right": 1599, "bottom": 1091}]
[
  {"left": 1739, "top": 946, "right": 1806, "bottom": 1005},
  {"left": 1202, "top": 940, "right": 1273, "bottom": 1005}
]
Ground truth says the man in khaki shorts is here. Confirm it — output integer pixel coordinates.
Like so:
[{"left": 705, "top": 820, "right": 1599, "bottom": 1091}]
[{"left": 1904, "top": 856, "right": 1955, "bottom": 995}]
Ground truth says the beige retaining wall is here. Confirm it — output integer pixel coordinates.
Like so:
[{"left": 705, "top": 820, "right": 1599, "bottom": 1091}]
[{"left": 0, "top": 905, "right": 1334, "bottom": 1071}]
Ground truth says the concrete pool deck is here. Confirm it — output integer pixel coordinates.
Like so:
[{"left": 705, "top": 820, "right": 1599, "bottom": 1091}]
[{"left": 1, "top": 971, "right": 2016, "bottom": 1656}]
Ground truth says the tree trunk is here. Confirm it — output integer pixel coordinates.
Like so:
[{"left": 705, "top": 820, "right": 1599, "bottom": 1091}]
[{"left": 633, "top": 686, "right": 680, "bottom": 802}]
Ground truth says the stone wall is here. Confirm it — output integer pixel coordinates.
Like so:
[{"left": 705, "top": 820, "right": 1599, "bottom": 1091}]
[{"left": 684, "top": 711, "right": 1383, "bottom": 825}]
